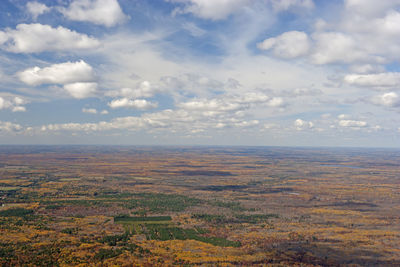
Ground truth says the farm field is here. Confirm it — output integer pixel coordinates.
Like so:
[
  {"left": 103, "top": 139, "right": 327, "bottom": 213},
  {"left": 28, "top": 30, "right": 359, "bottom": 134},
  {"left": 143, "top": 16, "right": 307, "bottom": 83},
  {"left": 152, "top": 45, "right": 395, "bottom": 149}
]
[{"left": 0, "top": 146, "right": 399, "bottom": 266}]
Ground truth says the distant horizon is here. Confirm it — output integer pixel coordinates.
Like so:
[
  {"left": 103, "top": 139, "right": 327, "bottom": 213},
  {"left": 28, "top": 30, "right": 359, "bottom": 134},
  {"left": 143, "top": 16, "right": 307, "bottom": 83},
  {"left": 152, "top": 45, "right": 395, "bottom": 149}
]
[{"left": 1, "top": 143, "right": 400, "bottom": 150}]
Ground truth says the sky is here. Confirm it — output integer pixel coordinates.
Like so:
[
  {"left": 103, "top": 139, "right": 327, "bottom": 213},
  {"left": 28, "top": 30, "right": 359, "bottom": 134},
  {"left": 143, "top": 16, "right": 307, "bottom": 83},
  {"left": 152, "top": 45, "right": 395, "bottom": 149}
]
[{"left": 1, "top": 0, "right": 400, "bottom": 147}]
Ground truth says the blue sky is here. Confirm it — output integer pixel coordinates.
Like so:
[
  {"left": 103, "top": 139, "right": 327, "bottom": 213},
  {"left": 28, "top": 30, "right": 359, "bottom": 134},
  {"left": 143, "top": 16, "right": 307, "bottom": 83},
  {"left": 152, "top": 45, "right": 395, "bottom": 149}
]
[{"left": 1, "top": 0, "right": 400, "bottom": 147}]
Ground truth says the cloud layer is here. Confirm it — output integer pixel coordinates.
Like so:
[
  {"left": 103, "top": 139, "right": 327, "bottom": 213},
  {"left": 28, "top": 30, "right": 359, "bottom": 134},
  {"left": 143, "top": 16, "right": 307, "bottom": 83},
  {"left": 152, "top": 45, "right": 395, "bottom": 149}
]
[{"left": 1, "top": 0, "right": 400, "bottom": 146}]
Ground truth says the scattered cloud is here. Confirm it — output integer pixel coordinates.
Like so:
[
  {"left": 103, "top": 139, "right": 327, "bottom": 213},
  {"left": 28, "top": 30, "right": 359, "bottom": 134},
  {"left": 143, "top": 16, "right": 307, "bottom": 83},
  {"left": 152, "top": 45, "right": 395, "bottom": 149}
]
[
  {"left": 82, "top": 108, "right": 98, "bottom": 114},
  {"left": 0, "top": 121, "right": 22, "bottom": 133},
  {"left": 2, "top": 0, "right": 400, "bottom": 145},
  {"left": 59, "top": 0, "right": 129, "bottom": 27},
  {"left": 108, "top": 98, "right": 158, "bottom": 110},
  {"left": 64, "top": 82, "right": 97, "bottom": 99},
  {"left": 178, "top": 92, "right": 283, "bottom": 116},
  {"left": 294, "top": 118, "right": 313, "bottom": 130},
  {"left": 258, "top": 31, "right": 310, "bottom": 59},
  {"left": 338, "top": 114, "right": 350, "bottom": 120},
  {"left": 338, "top": 119, "right": 368, "bottom": 127},
  {"left": 18, "top": 60, "right": 94, "bottom": 86},
  {"left": 12, "top": 106, "right": 26, "bottom": 112},
  {"left": 0, "top": 96, "right": 27, "bottom": 112},
  {"left": 371, "top": 92, "right": 400, "bottom": 107},
  {"left": 311, "top": 32, "right": 369, "bottom": 64},
  {"left": 344, "top": 72, "right": 400, "bottom": 88},
  {"left": 0, "top": 24, "right": 100, "bottom": 53},
  {"left": 26, "top": 1, "right": 50, "bottom": 20}
]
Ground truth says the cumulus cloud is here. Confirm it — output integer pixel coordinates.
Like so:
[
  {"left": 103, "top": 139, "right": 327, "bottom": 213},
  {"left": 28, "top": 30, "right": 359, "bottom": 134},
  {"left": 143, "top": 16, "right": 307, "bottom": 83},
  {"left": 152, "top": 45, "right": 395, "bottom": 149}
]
[
  {"left": 344, "top": 72, "right": 400, "bottom": 88},
  {"left": 338, "top": 120, "right": 368, "bottom": 127},
  {"left": 178, "top": 92, "right": 283, "bottom": 117},
  {"left": 0, "top": 121, "right": 22, "bottom": 133},
  {"left": 60, "top": 0, "right": 129, "bottom": 27},
  {"left": 0, "top": 24, "right": 100, "bottom": 53},
  {"left": 258, "top": 31, "right": 310, "bottom": 59},
  {"left": 18, "top": 60, "right": 94, "bottom": 86},
  {"left": 310, "top": 2, "right": 400, "bottom": 65},
  {"left": 294, "top": 118, "right": 313, "bottom": 130},
  {"left": 0, "top": 96, "right": 27, "bottom": 112},
  {"left": 64, "top": 82, "right": 97, "bottom": 99},
  {"left": 39, "top": 91, "right": 284, "bottom": 134},
  {"left": 179, "top": 99, "right": 241, "bottom": 113},
  {"left": 267, "top": 97, "right": 284, "bottom": 107},
  {"left": 41, "top": 107, "right": 263, "bottom": 134},
  {"left": 338, "top": 114, "right": 350, "bottom": 119},
  {"left": 26, "top": 1, "right": 50, "bottom": 20},
  {"left": 108, "top": 98, "right": 158, "bottom": 110},
  {"left": 311, "top": 32, "right": 370, "bottom": 64},
  {"left": 168, "top": 0, "right": 249, "bottom": 20},
  {"left": 371, "top": 92, "right": 400, "bottom": 107},
  {"left": 12, "top": 106, "right": 26, "bottom": 112}
]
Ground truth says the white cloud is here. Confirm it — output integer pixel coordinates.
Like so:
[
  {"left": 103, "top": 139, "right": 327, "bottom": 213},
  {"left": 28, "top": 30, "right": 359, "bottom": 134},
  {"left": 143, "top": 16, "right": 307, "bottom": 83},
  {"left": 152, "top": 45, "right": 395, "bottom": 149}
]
[
  {"left": 100, "top": 110, "right": 109, "bottom": 114},
  {"left": 108, "top": 98, "right": 158, "bottom": 109},
  {"left": 177, "top": 91, "right": 282, "bottom": 117},
  {"left": 338, "top": 120, "right": 368, "bottom": 127},
  {"left": 12, "top": 106, "right": 26, "bottom": 112},
  {"left": 234, "top": 120, "right": 259, "bottom": 127},
  {"left": 371, "top": 92, "right": 400, "bottom": 107},
  {"left": 180, "top": 98, "right": 241, "bottom": 113},
  {"left": 18, "top": 60, "right": 94, "bottom": 86},
  {"left": 338, "top": 114, "right": 350, "bottom": 119},
  {"left": 310, "top": 3, "right": 400, "bottom": 66},
  {"left": 26, "top": 1, "right": 50, "bottom": 20},
  {"left": 294, "top": 118, "right": 313, "bottom": 130},
  {"left": 82, "top": 108, "right": 98, "bottom": 114},
  {"left": 0, "top": 32, "right": 7, "bottom": 45},
  {"left": 105, "top": 81, "right": 156, "bottom": 99},
  {"left": 64, "top": 82, "right": 97, "bottom": 99},
  {"left": 267, "top": 97, "right": 284, "bottom": 107},
  {"left": 311, "top": 32, "right": 370, "bottom": 64},
  {"left": 0, "top": 96, "right": 27, "bottom": 112},
  {"left": 258, "top": 31, "right": 310, "bottom": 59},
  {"left": 168, "top": 0, "right": 249, "bottom": 20},
  {"left": 344, "top": 0, "right": 400, "bottom": 17},
  {"left": 270, "top": 0, "right": 314, "bottom": 12},
  {"left": 60, "top": 0, "right": 129, "bottom": 27},
  {"left": 0, "top": 24, "right": 100, "bottom": 53},
  {"left": 40, "top": 106, "right": 264, "bottom": 134},
  {"left": 344, "top": 72, "right": 400, "bottom": 88},
  {"left": 0, "top": 121, "right": 22, "bottom": 133}
]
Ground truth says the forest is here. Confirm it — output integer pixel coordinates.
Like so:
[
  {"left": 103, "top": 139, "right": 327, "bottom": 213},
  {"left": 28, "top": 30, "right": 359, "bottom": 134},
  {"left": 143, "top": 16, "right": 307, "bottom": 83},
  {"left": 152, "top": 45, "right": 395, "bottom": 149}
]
[{"left": 0, "top": 146, "right": 399, "bottom": 266}]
